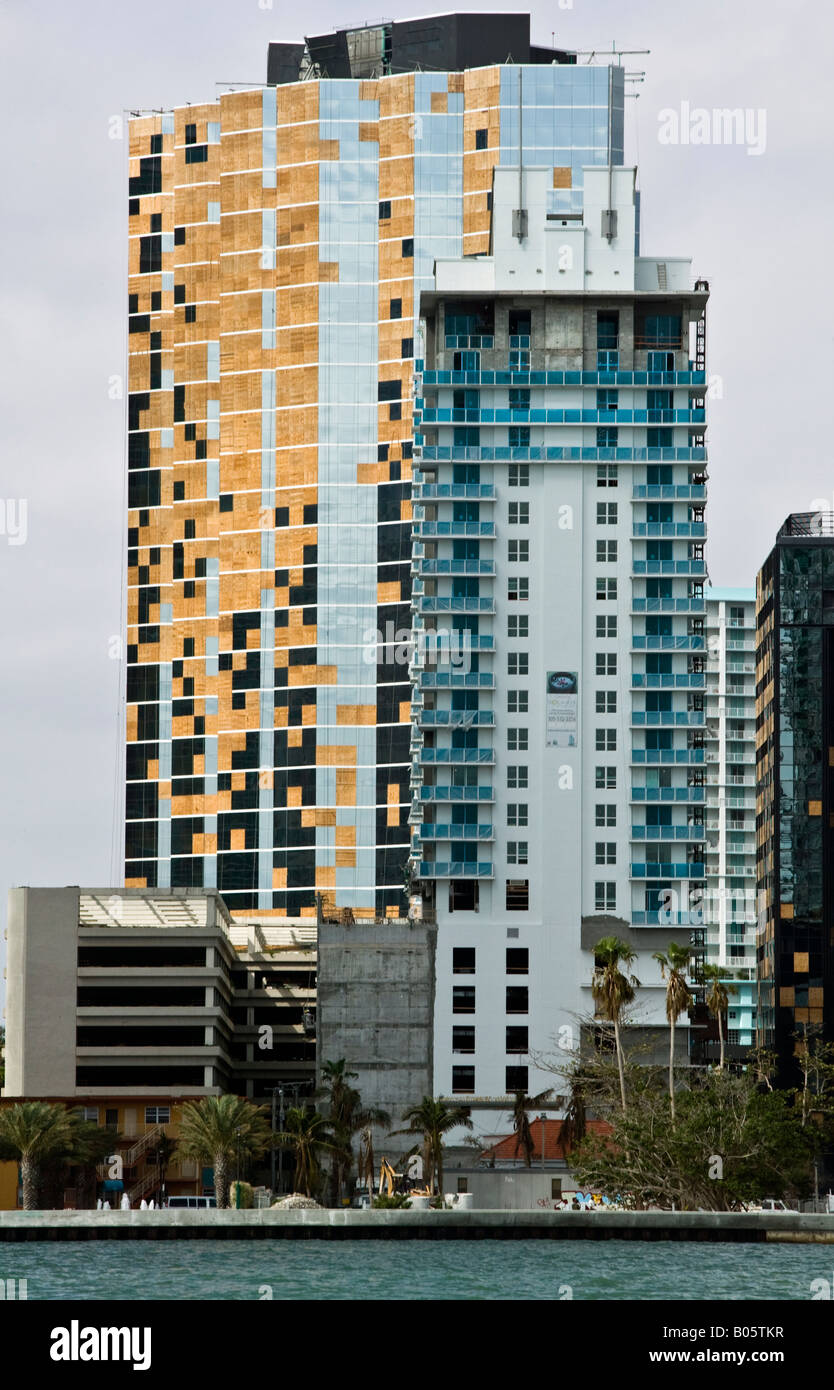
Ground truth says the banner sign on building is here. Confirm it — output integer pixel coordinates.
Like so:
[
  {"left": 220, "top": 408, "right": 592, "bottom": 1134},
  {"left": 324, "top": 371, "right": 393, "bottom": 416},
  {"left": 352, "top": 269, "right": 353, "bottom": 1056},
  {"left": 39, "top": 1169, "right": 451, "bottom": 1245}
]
[{"left": 545, "top": 671, "right": 578, "bottom": 746}]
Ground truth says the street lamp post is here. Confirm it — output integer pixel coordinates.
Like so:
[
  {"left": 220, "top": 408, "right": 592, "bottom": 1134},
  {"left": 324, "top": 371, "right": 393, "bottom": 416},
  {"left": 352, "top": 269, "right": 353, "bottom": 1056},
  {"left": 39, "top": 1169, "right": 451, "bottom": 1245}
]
[
  {"left": 235, "top": 1127, "right": 242, "bottom": 1209},
  {"left": 271, "top": 1088, "right": 278, "bottom": 1196},
  {"left": 270, "top": 1082, "right": 305, "bottom": 1198},
  {"left": 278, "top": 1087, "right": 285, "bottom": 1195}
]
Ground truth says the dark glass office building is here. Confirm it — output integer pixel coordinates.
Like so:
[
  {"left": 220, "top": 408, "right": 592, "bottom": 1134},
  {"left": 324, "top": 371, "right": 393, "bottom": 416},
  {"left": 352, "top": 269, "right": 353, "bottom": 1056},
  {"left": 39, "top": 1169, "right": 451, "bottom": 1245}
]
[{"left": 755, "top": 513, "right": 834, "bottom": 1080}]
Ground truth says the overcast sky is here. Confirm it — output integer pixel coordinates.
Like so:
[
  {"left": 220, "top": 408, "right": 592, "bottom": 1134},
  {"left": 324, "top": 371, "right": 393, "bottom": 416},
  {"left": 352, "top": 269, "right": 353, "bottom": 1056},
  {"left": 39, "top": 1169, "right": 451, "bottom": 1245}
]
[{"left": 0, "top": 0, "right": 831, "bottom": 1012}]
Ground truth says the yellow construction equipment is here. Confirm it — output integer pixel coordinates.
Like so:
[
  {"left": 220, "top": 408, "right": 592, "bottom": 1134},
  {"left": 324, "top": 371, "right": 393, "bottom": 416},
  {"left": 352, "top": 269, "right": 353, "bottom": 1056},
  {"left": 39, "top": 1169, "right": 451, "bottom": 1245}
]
[
  {"left": 378, "top": 1157, "right": 403, "bottom": 1197},
  {"left": 377, "top": 1155, "right": 433, "bottom": 1199}
]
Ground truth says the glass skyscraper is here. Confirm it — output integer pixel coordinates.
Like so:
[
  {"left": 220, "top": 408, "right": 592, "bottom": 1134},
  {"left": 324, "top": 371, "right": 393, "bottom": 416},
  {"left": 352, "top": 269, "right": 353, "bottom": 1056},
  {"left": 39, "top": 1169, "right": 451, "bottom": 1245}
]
[
  {"left": 756, "top": 515, "right": 834, "bottom": 1080},
  {"left": 125, "top": 16, "right": 625, "bottom": 919}
]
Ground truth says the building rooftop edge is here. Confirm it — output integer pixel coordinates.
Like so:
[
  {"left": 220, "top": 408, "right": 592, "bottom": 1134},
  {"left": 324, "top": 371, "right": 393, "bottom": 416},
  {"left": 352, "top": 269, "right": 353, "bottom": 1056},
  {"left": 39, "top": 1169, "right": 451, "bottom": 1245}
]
[{"left": 705, "top": 586, "right": 755, "bottom": 601}]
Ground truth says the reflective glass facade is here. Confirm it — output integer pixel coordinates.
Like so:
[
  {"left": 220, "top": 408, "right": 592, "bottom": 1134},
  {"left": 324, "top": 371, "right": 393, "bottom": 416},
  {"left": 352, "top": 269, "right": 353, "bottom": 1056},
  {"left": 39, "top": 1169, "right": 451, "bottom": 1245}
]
[
  {"left": 125, "top": 34, "right": 623, "bottom": 919},
  {"left": 756, "top": 520, "right": 834, "bottom": 1076}
]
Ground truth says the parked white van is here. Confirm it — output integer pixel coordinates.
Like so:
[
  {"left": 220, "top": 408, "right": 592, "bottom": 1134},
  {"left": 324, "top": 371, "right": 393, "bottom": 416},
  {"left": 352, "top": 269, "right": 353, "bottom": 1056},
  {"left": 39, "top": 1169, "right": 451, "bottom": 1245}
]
[{"left": 165, "top": 1196, "right": 217, "bottom": 1209}]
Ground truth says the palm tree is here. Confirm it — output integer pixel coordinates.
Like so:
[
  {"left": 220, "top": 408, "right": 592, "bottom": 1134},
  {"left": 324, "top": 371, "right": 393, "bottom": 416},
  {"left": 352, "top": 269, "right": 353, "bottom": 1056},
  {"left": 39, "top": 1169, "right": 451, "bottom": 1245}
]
[
  {"left": 591, "top": 937, "right": 640, "bottom": 1113},
  {"left": 560, "top": 1075, "right": 586, "bottom": 1154},
  {"left": 318, "top": 1059, "right": 390, "bottom": 1206},
  {"left": 357, "top": 1125, "right": 376, "bottom": 1202},
  {"left": 390, "top": 1097, "right": 472, "bottom": 1198},
  {"left": 653, "top": 942, "right": 693, "bottom": 1121},
  {"left": 0, "top": 1102, "right": 76, "bottom": 1209},
  {"left": 273, "top": 1107, "right": 338, "bottom": 1199},
  {"left": 176, "top": 1095, "right": 271, "bottom": 1208},
  {"left": 39, "top": 1112, "right": 120, "bottom": 1211},
  {"left": 703, "top": 964, "right": 737, "bottom": 1071},
  {"left": 510, "top": 1089, "right": 553, "bottom": 1167}
]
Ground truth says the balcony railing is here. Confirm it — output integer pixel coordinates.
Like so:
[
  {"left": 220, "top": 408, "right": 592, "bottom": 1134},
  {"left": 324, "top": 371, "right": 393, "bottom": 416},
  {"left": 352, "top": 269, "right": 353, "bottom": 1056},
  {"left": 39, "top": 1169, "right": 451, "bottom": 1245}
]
[
  {"left": 633, "top": 560, "right": 707, "bottom": 575},
  {"left": 419, "top": 369, "right": 707, "bottom": 389},
  {"left": 416, "top": 596, "right": 495, "bottom": 614},
  {"left": 631, "top": 673, "right": 706, "bottom": 688},
  {"left": 632, "top": 636, "right": 706, "bottom": 650},
  {"left": 419, "top": 786, "right": 495, "bottom": 802},
  {"left": 417, "top": 823, "right": 494, "bottom": 841},
  {"left": 631, "top": 786, "right": 705, "bottom": 802},
  {"left": 418, "top": 861, "right": 494, "bottom": 878},
  {"left": 631, "top": 598, "right": 705, "bottom": 614},
  {"left": 632, "top": 711, "right": 705, "bottom": 726},
  {"left": 631, "top": 749, "right": 705, "bottom": 764},
  {"left": 631, "top": 862, "right": 706, "bottom": 877},
  {"left": 633, "top": 522, "right": 706, "bottom": 538},
  {"left": 418, "top": 446, "right": 706, "bottom": 463},
  {"left": 414, "top": 559, "right": 496, "bottom": 576},
  {"left": 419, "top": 407, "right": 703, "bottom": 426},
  {"left": 631, "top": 825, "right": 706, "bottom": 841},
  {"left": 417, "top": 710, "right": 495, "bottom": 727},
  {"left": 419, "top": 747, "right": 495, "bottom": 764},
  {"left": 411, "top": 483, "right": 496, "bottom": 500},
  {"left": 412, "top": 521, "right": 496, "bottom": 538},
  {"left": 632, "top": 485, "right": 706, "bottom": 500},
  {"left": 418, "top": 672, "right": 495, "bottom": 688}
]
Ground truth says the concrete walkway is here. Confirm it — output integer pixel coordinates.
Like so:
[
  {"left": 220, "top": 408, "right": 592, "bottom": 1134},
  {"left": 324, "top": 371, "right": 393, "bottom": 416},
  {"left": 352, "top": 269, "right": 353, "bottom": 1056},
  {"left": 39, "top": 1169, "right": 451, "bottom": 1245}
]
[{"left": 1, "top": 1208, "right": 833, "bottom": 1241}]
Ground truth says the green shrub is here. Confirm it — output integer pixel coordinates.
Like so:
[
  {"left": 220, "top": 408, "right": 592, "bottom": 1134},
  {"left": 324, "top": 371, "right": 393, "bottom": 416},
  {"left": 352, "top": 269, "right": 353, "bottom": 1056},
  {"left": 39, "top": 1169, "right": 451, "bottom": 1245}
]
[
  {"left": 230, "top": 1180, "right": 254, "bottom": 1209},
  {"left": 372, "top": 1193, "right": 412, "bottom": 1209}
]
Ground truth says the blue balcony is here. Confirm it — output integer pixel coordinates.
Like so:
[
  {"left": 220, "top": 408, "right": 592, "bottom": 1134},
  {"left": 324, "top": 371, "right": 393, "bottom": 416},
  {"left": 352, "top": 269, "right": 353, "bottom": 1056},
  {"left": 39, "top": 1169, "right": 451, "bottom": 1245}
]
[
  {"left": 631, "top": 862, "right": 706, "bottom": 878},
  {"left": 633, "top": 485, "right": 707, "bottom": 500},
  {"left": 631, "top": 825, "right": 706, "bottom": 841},
  {"left": 631, "top": 711, "right": 705, "bottom": 727},
  {"left": 413, "top": 521, "right": 496, "bottom": 539},
  {"left": 416, "top": 596, "right": 495, "bottom": 614},
  {"left": 418, "top": 446, "right": 706, "bottom": 464},
  {"left": 418, "top": 671, "right": 495, "bottom": 688},
  {"left": 420, "top": 786, "right": 494, "bottom": 802},
  {"left": 632, "top": 522, "right": 706, "bottom": 538},
  {"left": 631, "top": 786, "right": 705, "bottom": 803},
  {"left": 444, "top": 334, "right": 494, "bottom": 350},
  {"left": 631, "top": 910, "right": 704, "bottom": 926},
  {"left": 419, "top": 747, "right": 495, "bottom": 764},
  {"left": 632, "top": 635, "right": 706, "bottom": 651},
  {"left": 415, "top": 559, "right": 496, "bottom": 577},
  {"left": 420, "top": 369, "right": 708, "bottom": 389},
  {"left": 631, "top": 748, "right": 705, "bottom": 765},
  {"left": 631, "top": 673, "right": 706, "bottom": 689},
  {"left": 418, "top": 710, "right": 495, "bottom": 727},
  {"left": 417, "top": 823, "right": 494, "bottom": 841},
  {"left": 420, "top": 407, "right": 704, "bottom": 427},
  {"left": 631, "top": 598, "right": 706, "bottom": 614},
  {"left": 418, "top": 861, "right": 494, "bottom": 879},
  {"left": 411, "top": 483, "right": 496, "bottom": 501},
  {"left": 413, "top": 634, "right": 495, "bottom": 653},
  {"left": 633, "top": 560, "right": 706, "bottom": 576}
]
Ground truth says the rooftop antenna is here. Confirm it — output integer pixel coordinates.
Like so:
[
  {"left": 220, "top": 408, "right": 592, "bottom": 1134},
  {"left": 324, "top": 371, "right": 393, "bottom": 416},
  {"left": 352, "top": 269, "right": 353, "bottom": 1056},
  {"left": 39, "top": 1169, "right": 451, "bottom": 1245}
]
[
  {"left": 602, "top": 60, "right": 616, "bottom": 243},
  {"left": 512, "top": 67, "right": 527, "bottom": 241},
  {"left": 573, "top": 44, "right": 650, "bottom": 64},
  {"left": 596, "top": 42, "right": 650, "bottom": 242}
]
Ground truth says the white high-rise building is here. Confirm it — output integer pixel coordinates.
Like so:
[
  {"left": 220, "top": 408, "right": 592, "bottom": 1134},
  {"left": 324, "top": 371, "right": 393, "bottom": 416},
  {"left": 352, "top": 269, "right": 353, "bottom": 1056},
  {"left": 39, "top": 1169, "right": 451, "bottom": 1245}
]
[
  {"left": 409, "top": 163, "right": 709, "bottom": 1132},
  {"left": 701, "top": 586, "right": 757, "bottom": 1061}
]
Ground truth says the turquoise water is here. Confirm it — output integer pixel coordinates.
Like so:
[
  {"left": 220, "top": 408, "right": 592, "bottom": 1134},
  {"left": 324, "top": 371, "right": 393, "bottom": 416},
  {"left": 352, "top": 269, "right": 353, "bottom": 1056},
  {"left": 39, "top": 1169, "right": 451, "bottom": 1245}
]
[{"left": 0, "top": 1240, "right": 826, "bottom": 1300}]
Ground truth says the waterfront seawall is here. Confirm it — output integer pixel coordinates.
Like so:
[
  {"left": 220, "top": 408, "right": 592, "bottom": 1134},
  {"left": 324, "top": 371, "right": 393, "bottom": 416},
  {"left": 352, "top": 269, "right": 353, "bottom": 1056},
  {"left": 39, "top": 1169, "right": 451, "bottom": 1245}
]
[{"left": 1, "top": 1210, "right": 833, "bottom": 1242}]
